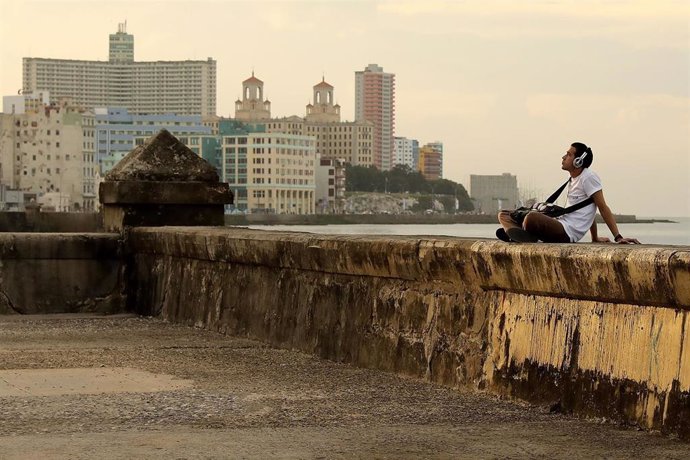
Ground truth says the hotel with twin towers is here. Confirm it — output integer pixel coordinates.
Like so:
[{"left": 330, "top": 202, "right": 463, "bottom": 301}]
[{"left": 20, "top": 25, "right": 402, "bottom": 170}]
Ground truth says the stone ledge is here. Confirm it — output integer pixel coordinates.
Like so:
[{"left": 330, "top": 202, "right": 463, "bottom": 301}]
[
  {"left": 471, "top": 242, "right": 690, "bottom": 309},
  {"left": 128, "top": 227, "right": 690, "bottom": 308},
  {"left": 0, "top": 233, "right": 121, "bottom": 260},
  {"left": 99, "top": 181, "right": 232, "bottom": 205}
]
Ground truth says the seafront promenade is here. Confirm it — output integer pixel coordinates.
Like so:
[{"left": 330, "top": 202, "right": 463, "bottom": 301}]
[{"left": 1, "top": 314, "right": 687, "bottom": 459}]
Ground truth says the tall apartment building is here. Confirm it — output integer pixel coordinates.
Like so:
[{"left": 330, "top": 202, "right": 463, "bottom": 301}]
[
  {"left": 95, "top": 107, "right": 211, "bottom": 173},
  {"left": 234, "top": 75, "right": 373, "bottom": 166},
  {"left": 355, "top": 64, "right": 395, "bottom": 170},
  {"left": 470, "top": 173, "right": 519, "bottom": 214},
  {"left": 0, "top": 98, "right": 97, "bottom": 211},
  {"left": 22, "top": 24, "right": 216, "bottom": 116},
  {"left": 393, "top": 136, "right": 416, "bottom": 170},
  {"left": 221, "top": 131, "right": 316, "bottom": 214}
]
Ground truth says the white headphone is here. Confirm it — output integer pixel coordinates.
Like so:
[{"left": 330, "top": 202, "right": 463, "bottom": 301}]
[{"left": 573, "top": 149, "right": 589, "bottom": 168}]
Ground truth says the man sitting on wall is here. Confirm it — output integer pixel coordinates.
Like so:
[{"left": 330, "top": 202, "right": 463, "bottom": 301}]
[{"left": 497, "top": 142, "right": 640, "bottom": 244}]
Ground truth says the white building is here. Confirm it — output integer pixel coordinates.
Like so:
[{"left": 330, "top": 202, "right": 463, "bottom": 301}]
[
  {"left": 22, "top": 24, "right": 216, "bottom": 116},
  {"left": 3, "top": 91, "right": 51, "bottom": 115},
  {"left": 315, "top": 155, "right": 346, "bottom": 214},
  {"left": 393, "top": 136, "right": 416, "bottom": 170},
  {"left": 222, "top": 132, "right": 316, "bottom": 214}
]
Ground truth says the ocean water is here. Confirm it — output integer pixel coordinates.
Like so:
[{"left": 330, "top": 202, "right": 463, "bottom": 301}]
[{"left": 246, "top": 217, "right": 690, "bottom": 246}]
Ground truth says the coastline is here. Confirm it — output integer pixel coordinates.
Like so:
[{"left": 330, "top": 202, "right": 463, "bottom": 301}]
[{"left": 224, "top": 213, "right": 676, "bottom": 226}]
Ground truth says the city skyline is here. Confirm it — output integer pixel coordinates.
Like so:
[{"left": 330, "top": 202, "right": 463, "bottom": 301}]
[{"left": 1, "top": 0, "right": 688, "bottom": 217}]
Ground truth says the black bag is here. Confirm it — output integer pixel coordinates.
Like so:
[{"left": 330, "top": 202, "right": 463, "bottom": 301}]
[{"left": 509, "top": 179, "right": 594, "bottom": 225}]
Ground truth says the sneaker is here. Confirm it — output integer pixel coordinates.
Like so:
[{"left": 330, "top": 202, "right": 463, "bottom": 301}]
[
  {"left": 507, "top": 227, "right": 539, "bottom": 243},
  {"left": 495, "top": 228, "right": 511, "bottom": 242}
]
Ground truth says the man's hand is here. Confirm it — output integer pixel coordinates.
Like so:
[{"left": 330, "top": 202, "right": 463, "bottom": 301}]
[
  {"left": 616, "top": 237, "right": 641, "bottom": 244},
  {"left": 593, "top": 236, "right": 611, "bottom": 243}
]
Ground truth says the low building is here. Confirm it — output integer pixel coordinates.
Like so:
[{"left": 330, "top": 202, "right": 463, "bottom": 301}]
[
  {"left": 470, "top": 173, "right": 519, "bottom": 214},
  {"left": 0, "top": 98, "right": 97, "bottom": 211},
  {"left": 315, "top": 155, "right": 346, "bottom": 214},
  {"left": 96, "top": 107, "right": 212, "bottom": 174},
  {"left": 3, "top": 91, "right": 51, "bottom": 115}
]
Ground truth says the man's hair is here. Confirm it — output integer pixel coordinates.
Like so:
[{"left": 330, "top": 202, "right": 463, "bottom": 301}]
[{"left": 571, "top": 142, "right": 594, "bottom": 168}]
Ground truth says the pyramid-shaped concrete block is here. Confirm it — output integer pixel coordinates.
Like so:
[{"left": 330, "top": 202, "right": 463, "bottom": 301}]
[
  {"left": 105, "top": 129, "right": 219, "bottom": 183},
  {"left": 99, "top": 129, "right": 232, "bottom": 232}
]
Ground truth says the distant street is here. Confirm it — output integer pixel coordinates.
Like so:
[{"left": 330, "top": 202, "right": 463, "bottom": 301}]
[{"left": 0, "top": 314, "right": 686, "bottom": 459}]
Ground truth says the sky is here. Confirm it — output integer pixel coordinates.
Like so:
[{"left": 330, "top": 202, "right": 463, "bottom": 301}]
[{"left": 1, "top": 0, "right": 688, "bottom": 217}]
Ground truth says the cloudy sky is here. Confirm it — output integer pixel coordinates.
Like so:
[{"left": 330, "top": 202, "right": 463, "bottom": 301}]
[{"left": 1, "top": 0, "right": 688, "bottom": 217}]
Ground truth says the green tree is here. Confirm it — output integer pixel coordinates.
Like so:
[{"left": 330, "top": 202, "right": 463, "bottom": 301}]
[{"left": 345, "top": 164, "right": 474, "bottom": 212}]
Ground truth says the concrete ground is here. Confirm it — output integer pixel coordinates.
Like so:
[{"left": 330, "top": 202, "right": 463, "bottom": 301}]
[{"left": 0, "top": 314, "right": 687, "bottom": 459}]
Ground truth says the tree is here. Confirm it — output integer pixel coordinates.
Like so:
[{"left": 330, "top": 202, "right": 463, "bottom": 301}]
[{"left": 345, "top": 164, "right": 474, "bottom": 212}]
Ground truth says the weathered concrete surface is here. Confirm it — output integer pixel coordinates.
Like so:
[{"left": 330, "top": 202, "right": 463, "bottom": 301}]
[
  {"left": 0, "top": 233, "right": 123, "bottom": 314},
  {"left": 99, "top": 130, "right": 232, "bottom": 232},
  {"left": 128, "top": 226, "right": 690, "bottom": 438},
  {"left": 0, "top": 211, "right": 101, "bottom": 232},
  {"left": 1, "top": 315, "right": 687, "bottom": 459},
  {"left": 0, "top": 367, "right": 192, "bottom": 396}
]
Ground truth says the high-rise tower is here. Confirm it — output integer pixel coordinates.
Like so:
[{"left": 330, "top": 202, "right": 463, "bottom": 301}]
[
  {"left": 355, "top": 64, "right": 395, "bottom": 170},
  {"left": 109, "top": 22, "right": 134, "bottom": 63}
]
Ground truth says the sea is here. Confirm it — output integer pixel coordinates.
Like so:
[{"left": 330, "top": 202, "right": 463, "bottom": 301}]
[{"left": 247, "top": 216, "right": 690, "bottom": 246}]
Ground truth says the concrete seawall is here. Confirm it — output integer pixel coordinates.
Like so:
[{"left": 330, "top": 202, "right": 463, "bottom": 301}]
[
  {"left": 0, "top": 211, "right": 102, "bottom": 232},
  {"left": 0, "top": 233, "right": 123, "bottom": 314},
  {"left": 128, "top": 227, "right": 690, "bottom": 438}
]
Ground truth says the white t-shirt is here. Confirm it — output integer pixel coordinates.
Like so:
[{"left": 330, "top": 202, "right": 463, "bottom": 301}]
[{"left": 557, "top": 168, "right": 602, "bottom": 242}]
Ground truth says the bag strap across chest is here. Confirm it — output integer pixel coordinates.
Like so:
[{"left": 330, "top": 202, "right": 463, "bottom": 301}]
[{"left": 544, "top": 178, "right": 595, "bottom": 217}]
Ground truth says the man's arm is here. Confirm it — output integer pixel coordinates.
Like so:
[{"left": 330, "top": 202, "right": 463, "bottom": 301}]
[
  {"left": 589, "top": 220, "right": 610, "bottom": 243},
  {"left": 590, "top": 190, "right": 640, "bottom": 244}
]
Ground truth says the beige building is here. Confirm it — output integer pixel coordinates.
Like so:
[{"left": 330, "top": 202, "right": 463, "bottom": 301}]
[
  {"left": 236, "top": 75, "right": 373, "bottom": 166},
  {"left": 234, "top": 73, "right": 271, "bottom": 121},
  {"left": 222, "top": 132, "right": 316, "bottom": 214},
  {"left": 22, "top": 24, "right": 216, "bottom": 116},
  {"left": 470, "top": 173, "right": 519, "bottom": 215},
  {"left": 0, "top": 98, "right": 97, "bottom": 211}
]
